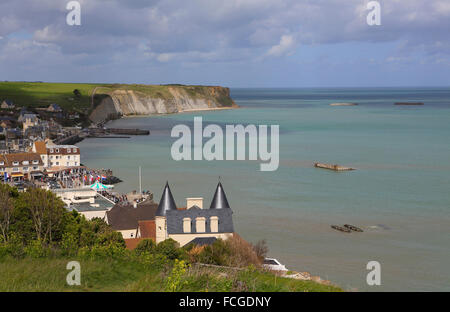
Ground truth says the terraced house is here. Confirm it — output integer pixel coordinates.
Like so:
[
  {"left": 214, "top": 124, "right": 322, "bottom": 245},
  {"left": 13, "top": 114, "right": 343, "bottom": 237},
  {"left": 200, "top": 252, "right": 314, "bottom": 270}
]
[{"left": 0, "top": 152, "right": 44, "bottom": 181}]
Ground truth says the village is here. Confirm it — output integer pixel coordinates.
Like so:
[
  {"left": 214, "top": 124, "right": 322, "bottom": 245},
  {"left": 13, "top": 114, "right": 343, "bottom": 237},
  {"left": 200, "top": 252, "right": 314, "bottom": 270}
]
[{"left": 0, "top": 98, "right": 248, "bottom": 258}]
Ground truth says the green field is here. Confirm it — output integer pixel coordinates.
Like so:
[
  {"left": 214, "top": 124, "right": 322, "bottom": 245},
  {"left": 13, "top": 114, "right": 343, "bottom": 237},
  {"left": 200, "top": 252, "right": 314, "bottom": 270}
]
[
  {"left": 0, "top": 81, "right": 109, "bottom": 112},
  {"left": 0, "top": 82, "right": 233, "bottom": 115},
  {"left": 0, "top": 257, "right": 342, "bottom": 292}
]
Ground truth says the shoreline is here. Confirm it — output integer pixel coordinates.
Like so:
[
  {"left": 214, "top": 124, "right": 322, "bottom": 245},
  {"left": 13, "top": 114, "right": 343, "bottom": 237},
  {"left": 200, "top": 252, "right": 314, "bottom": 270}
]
[{"left": 119, "top": 105, "right": 238, "bottom": 119}]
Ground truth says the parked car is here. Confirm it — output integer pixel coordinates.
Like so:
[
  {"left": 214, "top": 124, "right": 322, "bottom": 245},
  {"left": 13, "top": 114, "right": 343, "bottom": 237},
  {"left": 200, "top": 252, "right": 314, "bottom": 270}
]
[{"left": 263, "top": 258, "right": 288, "bottom": 271}]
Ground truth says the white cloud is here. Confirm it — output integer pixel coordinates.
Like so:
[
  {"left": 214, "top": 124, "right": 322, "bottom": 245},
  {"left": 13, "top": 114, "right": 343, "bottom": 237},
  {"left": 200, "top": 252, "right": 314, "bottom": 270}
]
[{"left": 266, "top": 34, "right": 296, "bottom": 57}]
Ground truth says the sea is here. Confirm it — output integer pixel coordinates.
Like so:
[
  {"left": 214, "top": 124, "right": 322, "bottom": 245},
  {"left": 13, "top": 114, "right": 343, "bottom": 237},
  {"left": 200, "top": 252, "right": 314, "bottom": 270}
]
[{"left": 77, "top": 87, "right": 450, "bottom": 291}]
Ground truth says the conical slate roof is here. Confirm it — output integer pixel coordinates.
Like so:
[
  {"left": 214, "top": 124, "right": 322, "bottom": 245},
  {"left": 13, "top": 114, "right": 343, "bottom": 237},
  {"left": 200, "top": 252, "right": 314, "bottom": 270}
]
[
  {"left": 156, "top": 182, "right": 177, "bottom": 216},
  {"left": 210, "top": 182, "right": 231, "bottom": 209}
]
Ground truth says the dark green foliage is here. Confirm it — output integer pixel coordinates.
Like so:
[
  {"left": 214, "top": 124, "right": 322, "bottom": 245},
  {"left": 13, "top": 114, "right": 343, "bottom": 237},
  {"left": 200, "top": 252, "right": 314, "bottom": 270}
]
[
  {"left": 155, "top": 238, "right": 187, "bottom": 260},
  {"left": 134, "top": 239, "right": 156, "bottom": 255},
  {"left": 0, "top": 186, "right": 125, "bottom": 258}
]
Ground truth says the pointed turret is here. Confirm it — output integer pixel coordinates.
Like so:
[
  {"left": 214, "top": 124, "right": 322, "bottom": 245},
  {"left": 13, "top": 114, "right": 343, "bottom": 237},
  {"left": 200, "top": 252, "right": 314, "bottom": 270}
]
[
  {"left": 210, "top": 182, "right": 231, "bottom": 209},
  {"left": 156, "top": 182, "right": 177, "bottom": 216}
]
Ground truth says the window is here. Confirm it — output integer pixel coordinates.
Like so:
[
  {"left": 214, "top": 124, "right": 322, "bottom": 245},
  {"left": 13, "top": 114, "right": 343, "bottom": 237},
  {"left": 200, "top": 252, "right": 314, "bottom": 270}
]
[
  {"left": 22, "top": 161, "right": 29, "bottom": 165},
  {"left": 12, "top": 167, "right": 19, "bottom": 172},
  {"left": 32, "top": 160, "right": 38, "bottom": 164},
  {"left": 55, "top": 148, "right": 59, "bottom": 153},
  {"left": 74, "top": 162, "right": 78, "bottom": 166},
  {"left": 56, "top": 162, "right": 59, "bottom": 166},
  {"left": 50, "top": 148, "right": 54, "bottom": 153},
  {"left": 210, "top": 216, "right": 219, "bottom": 233},
  {"left": 195, "top": 217, "right": 206, "bottom": 233},
  {"left": 12, "top": 161, "right": 19, "bottom": 166},
  {"left": 73, "top": 148, "right": 77, "bottom": 153},
  {"left": 183, "top": 218, "right": 191, "bottom": 233},
  {"left": 0, "top": 161, "right": 4, "bottom": 166},
  {"left": 23, "top": 167, "right": 28, "bottom": 172},
  {"left": 68, "top": 156, "right": 71, "bottom": 160},
  {"left": 33, "top": 166, "right": 38, "bottom": 170},
  {"left": 66, "top": 162, "right": 69, "bottom": 166}
]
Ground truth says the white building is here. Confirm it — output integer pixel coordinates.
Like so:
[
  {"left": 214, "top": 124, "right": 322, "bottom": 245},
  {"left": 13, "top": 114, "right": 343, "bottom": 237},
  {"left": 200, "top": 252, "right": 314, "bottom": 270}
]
[{"left": 32, "top": 141, "right": 81, "bottom": 170}]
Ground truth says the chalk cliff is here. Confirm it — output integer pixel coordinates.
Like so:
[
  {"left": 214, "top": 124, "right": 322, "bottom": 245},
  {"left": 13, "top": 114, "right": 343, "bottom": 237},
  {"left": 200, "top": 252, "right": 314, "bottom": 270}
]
[{"left": 89, "top": 85, "right": 237, "bottom": 123}]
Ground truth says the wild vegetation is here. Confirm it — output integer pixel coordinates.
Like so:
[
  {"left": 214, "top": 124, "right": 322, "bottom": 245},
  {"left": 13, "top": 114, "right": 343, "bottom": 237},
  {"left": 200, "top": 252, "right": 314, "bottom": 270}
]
[{"left": 0, "top": 184, "right": 341, "bottom": 292}]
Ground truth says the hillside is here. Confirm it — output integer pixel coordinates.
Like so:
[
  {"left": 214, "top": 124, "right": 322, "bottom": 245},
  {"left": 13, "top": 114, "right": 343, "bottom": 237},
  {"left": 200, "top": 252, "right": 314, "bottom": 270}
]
[
  {"left": 0, "top": 82, "right": 238, "bottom": 124},
  {"left": 0, "top": 257, "right": 342, "bottom": 292}
]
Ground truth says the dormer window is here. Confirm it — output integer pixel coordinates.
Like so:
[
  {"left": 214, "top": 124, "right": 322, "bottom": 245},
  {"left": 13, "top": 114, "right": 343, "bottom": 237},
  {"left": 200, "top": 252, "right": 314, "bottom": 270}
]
[
  {"left": 32, "top": 160, "right": 38, "bottom": 164},
  {"left": 210, "top": 216, "right": 219, "bottom": 233},
  {"left": 195, "top": 217, "right": 206, "bottom": 233},
  {"left": 13, "top": 161, "right": 19, "bottom": 166},
  {"left": 22, "top": 161, "right": 29, "bottom": 165},
  {"left": 183, "top": 218, "right": 191, "bottom": 233},
  {"left": 50, "top": 148, "right": 54, "bottom": 153},
  {"left": 0, "top": 161, "right": 4, "bottom": 166},
  {"left": 55, "top": 148, "right": 59, "bottom": 153}
]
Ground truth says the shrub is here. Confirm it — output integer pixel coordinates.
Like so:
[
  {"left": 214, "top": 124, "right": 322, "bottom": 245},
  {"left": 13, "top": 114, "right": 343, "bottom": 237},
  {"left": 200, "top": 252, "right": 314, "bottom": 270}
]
[
  {"left": 4, "top": 233, "right": 25, "bottom": 258},
  {"left": 166, "top": 259, "right": 189, "bottom": 291},
  {"left": 156, "top": 238, "right": 186, "bottom": 260},
  {"left": 24, "top": 240, "right": 49, "bottom": 258},
  {"left": 134, "top": 239, "right": 156, "bottom": 255},
  {"left": 195, "top": 235, "right": 262, "bottom": 268},
  {"left": 60, "top": 233, "right": 78, "bottom": 256},
  {"left": 252, "top": 239, "right": 269, "bottom": 262}
]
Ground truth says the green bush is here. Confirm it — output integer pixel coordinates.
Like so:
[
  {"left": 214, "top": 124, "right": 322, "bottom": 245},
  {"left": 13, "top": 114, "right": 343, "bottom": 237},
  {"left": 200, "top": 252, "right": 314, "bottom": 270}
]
[
  {"left": 4, "top": 233, "right": 25, "bottom": 258},
  {"left": 60, "top": 233, "right": 78, "bottom": 256},
  {"left": 134, "top": 239, "right": 156, "bottom": 255},
  {"left": 24, "top": 240, "right": 49, "bottom": 258},
  {"left": 156, "top": 239, "right": 187, "bottom": 261}
]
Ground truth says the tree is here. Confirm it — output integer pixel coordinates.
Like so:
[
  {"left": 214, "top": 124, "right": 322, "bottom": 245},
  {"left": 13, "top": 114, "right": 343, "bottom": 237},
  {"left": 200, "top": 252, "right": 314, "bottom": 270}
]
[
  {"left": 73, "top": 89, "right": 81, "bottom": 98},
  {"left": 22, "top": 188, "right": 65, "bottom": 243},
  {"left": 0, "top": 184, "right": 14, "bottom": 242},
  {"left": 251, "top": 239, "right": 269, "bottom": 262}
]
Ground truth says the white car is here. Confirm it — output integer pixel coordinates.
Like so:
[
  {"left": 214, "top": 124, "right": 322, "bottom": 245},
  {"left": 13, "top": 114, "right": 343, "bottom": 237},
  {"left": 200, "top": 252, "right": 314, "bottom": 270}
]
[{"left": 263, "top": 258, "right": 288, "bottom": 271}]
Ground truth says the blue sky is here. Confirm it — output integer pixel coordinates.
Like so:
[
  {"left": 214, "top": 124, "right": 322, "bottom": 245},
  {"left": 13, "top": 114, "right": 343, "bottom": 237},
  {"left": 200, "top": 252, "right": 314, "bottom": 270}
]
[{"left": 0, "top": 0, "right": 449, "bottom": 87}]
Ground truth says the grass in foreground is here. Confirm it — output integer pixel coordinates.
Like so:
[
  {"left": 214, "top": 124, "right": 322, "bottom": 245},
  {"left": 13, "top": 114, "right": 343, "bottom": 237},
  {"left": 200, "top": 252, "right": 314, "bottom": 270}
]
[{"left": 0, "top": 257, "right": 342, "bottom": 292}]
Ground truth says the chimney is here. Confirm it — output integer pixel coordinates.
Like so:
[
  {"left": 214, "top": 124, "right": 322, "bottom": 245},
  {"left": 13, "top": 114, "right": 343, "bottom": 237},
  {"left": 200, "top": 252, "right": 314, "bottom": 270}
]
[{"left": 186, "top": 197, "right": 203, "bottom": 209}]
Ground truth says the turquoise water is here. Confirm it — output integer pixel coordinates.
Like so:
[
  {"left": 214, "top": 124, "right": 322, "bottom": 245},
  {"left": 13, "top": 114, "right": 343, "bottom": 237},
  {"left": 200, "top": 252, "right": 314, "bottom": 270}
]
[{"left": 78, "top": 88, "right": 450, "bottom": 291}]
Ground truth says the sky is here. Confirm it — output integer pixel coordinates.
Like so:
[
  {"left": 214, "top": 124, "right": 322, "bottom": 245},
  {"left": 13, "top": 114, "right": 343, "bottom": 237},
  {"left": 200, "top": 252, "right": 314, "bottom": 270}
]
[{"left": 0, "top": 0, "right": 449, "bottom": 88}]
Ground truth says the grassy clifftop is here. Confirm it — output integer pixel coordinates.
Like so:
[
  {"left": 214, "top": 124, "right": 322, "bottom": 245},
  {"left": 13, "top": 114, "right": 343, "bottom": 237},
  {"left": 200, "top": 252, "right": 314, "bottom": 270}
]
[{"left": 0, "top": 82, "right": 236, "bottom": 114}]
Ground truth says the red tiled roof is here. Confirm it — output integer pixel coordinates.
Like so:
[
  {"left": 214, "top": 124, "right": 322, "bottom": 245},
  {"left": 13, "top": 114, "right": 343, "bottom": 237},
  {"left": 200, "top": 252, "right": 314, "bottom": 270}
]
[
  {"left": 34, "top": 141, "right": 47, "bottom": 154},
  {"left": 138, "top": 220, "right": 156, "bottom": 240},
  {"left": 124, "top": 238, "right": 145, "bottom": 250}
]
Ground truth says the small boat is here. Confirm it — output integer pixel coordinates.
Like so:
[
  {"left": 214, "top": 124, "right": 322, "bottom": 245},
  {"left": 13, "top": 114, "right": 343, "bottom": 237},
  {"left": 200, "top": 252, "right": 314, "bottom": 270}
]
[
  {"left": 343, "top": 224, "right": 363, "bottom": 232},
  {"left": 331, "top": 225, "right": 351, "bottom": 233}
]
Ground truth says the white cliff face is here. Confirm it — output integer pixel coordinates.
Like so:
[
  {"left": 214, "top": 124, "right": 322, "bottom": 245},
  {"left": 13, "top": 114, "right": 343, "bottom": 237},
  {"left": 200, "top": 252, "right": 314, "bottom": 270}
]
[{"left": 89, "top": 86, "right": 235, "bottom": 123}]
